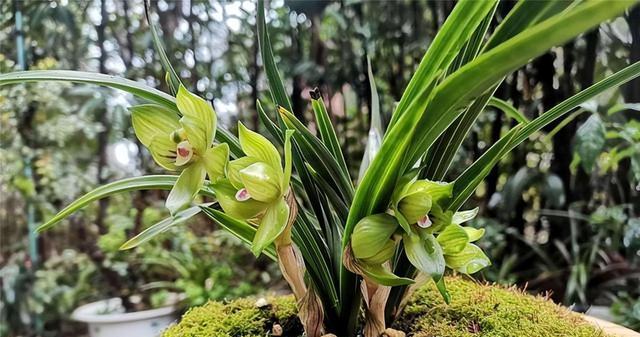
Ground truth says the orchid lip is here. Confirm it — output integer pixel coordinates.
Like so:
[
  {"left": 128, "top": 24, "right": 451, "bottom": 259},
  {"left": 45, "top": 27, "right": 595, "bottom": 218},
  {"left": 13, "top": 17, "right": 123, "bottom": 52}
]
[
  {"left": 417, "top": 215, "right": 432, "bottom": 228},
  {"left": 175, "top": 140, "right": 194, "bottom": 166},
  {"left": 235, "top": 188, "right": 251, "bottom": 201}
]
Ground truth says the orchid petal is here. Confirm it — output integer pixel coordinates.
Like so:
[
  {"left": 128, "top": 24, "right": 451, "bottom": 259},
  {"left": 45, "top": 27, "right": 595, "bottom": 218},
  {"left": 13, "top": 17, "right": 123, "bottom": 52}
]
[
  {"left": 227, "top": 156, "right": 260, "bottom": 189},
  {"left": 403, "top": 232, "right": 445, "bottom": 282},
  {"left": 239, "top": 162, "right": 282, "bottom": 203},
  {"left": 238, "top": 122, "right": 282, "bottom": 176},
  {"left": 130, "top": 104, "right": 180, "bottom": 171},
  {"left": 175, "top": 140, "right": 194, "bottom": 166},
  {"left": 444, "top": 243, "right": 491, "bottom": 274},
  {"left": 251, "top": 198, "right": 289, "bottom": 256},
  {"left": 202, "top": 143, "right": 229, "bottom": 183},
  {"left": 436, "top": 223, "right": 469, "bottom": 255},
  {"left": 176, "top": 85, "right": 216, "bottom": 154},
  {"left": 452, "top": 208, "right": 479, "bottom": 225},
  {"left": 166, "top": 161, "right": 206, "bottom": 214},
  {"left": 463, "top": 227, "right": 485, "bottom": 242}
]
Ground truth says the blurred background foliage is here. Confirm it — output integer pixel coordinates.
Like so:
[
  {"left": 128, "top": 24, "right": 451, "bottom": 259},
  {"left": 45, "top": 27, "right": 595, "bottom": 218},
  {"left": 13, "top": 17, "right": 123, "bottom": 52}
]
[{"left": 0, "top": 0, "right": 638, "bottom": 336}]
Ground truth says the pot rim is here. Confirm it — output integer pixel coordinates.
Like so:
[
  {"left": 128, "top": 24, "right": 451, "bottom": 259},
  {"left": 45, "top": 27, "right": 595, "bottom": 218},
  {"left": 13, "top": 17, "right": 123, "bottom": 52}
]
[{"left": 71, "top": 297, "right": 178, "bottom": 324}]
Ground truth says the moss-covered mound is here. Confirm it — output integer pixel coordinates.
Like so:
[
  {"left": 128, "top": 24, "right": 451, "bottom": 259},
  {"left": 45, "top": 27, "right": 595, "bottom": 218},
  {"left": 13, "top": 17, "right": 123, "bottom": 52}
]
[
  {"left": 394, "top": 277, "right": 606, "bottom": 337},
  {"left": 163, "top": 277, "right": 607, "bottom": 337}
]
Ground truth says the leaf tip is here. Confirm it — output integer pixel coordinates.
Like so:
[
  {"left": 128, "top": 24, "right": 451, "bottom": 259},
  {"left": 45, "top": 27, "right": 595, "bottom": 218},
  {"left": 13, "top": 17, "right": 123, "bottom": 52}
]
[
  {"left": 309, "top": 87, "right": 321, "bottom": 100},
  {"left": 119, "top": 241, "right": 135, "bottom": 250}
]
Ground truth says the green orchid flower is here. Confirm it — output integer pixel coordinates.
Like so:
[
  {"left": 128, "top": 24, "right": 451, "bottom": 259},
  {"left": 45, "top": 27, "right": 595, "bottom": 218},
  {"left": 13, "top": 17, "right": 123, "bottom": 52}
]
[
  {"left": 131, "top": 85, "right": 228, "bottom": 214},
  {"left": 435, "top": 208, "right": 491, "bottom": 274},
  {"left": 213, "top": 122, "right": 294, "bottom": 256},
  {"left": 392, "top": 179, "right": 453, "bottom": 231},
  {"left": 347, "top": 214, "right": 413, "bottom": 286}
]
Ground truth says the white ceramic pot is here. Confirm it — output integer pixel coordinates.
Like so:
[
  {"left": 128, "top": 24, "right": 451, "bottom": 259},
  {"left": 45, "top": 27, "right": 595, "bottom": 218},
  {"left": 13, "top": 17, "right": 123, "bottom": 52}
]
[{"left": 71, "top": 298, "right": 178, "bottom": 337}]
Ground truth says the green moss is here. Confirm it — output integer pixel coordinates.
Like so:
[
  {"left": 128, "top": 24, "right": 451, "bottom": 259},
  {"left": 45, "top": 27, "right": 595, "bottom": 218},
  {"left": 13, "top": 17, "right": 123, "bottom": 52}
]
[
  {"left": 395, "top": 277, "right": 607, "bottom": 337},
  {"left": 162, "top": 296, "right": 300, "bottom": 337},
  {"left": 163, "top": 277, "right": 607, "bottom": 337}
]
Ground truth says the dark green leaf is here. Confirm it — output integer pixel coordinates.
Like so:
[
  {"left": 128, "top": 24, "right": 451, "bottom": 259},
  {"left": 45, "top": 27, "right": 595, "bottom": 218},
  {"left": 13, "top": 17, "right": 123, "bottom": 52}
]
[{"left": 574, "top": 114, "right": 606, "bottom": 171}]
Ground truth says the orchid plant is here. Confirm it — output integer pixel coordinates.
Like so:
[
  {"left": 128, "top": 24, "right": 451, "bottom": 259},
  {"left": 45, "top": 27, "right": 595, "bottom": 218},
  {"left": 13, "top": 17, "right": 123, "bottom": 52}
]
[{"left": 2, "top": 0, "right": 639, "bottom": 336}]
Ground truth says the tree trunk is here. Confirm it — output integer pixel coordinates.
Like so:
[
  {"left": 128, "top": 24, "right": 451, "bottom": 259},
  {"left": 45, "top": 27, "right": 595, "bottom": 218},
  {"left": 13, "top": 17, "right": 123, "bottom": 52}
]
[{"left": 95, "top": 0, "right": 111, "bottom": 235}]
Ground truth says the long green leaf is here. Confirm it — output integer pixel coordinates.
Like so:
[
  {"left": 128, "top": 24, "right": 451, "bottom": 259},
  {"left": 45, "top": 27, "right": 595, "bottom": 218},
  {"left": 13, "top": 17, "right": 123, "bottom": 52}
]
[
  {"left": 358, "top": 58, "right": 384, "bottom": 182},
  {"left": 279, "top": 107, "right": 354, "bottom": 202},
  {"left": 0, "top": 70, "right": 176, "bottom": 110},
  {"left": 512, "top": 61, "right": 640, "bottom": 151},
  {"left": 291, "top": 213, "right": 340, "bottom": 319},
  {"left": 419, "top": 0, "right": 571, "bottom": 181},
  {"left": 305, "top": 163, "right": 349, "bottom": 222},
  {"left": 449, "top": 61, "right": 640, "bottom": 209},
  {"left": 120, "top": 205, "right": 204, "bottom": 250},
  {"left": 488, "top": 97, "right": 530, "bottom": 124},
  {"left": 447, "top": 1, "right": 498, "bottom": 75},
  {"left": 484, "top": 0, "right": 575, "bottom": 52},
  {"left": 387, "top": 0, "right": 498, "bottom": 129},
  {"left": 311, "top": 89, "right": 349, "bottom": 176},
  {"left": 448, "top": 125, "right": 522, "bottom": 211},
  {"left": 36, "top": 175, "right": 215, "bottom": 232},
  {"left": 421, "top": 86, "right": 495, "bottom": 181},
  {"left": 409, "top": 0, "right": 635, "bottom": 167},
  {"left": 257, "top": 0, "right": 292, "bottom": 113},
  {"left": 0, "top": 70, "right": 244, "bottom": 158},
  {"left": 200, "top": 206, "right": 277, "bottom": 260},
  {"left": 257, "top": 100, "right": 284, "bottom": 146},
  {"left": 144, "top": 0, "right": 182, "bottom": 95}
]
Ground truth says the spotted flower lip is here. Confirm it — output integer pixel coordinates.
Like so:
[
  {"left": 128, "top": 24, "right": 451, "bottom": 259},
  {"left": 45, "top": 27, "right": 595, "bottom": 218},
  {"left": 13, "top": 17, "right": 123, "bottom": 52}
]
[
  {"left": 131, "top": 85, "right": 228, "bottom": 214},
  {"left": 235, "top": 188, "right": 251, "bottom": 201},
  {"left": 175, "top": 140, "right": 194, "bottom": 166},
  {"left": 417, "top": 215, "right": 432, "bottom": 228}
]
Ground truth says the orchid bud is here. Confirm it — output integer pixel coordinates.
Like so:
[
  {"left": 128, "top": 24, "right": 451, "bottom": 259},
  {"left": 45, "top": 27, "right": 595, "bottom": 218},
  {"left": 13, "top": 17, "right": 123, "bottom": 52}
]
[
  {"left": 361, "top": 239, "right": 396, "bottom": 264},
  {"left": 351, "top": 214, "right": 399, "bottom": 261},
  {"left": 397, "top": 191, "right": 432, "bottom": 225},
  {"left": 175, "top": 140, "right": 194, "bottom": 166}
]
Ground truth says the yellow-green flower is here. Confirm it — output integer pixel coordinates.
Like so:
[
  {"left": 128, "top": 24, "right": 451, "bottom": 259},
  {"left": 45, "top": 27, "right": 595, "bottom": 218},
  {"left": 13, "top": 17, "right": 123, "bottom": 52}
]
[
  {"left": 131, "top": 85, "right": 228, "bottom": 214},
  {"left": 213, "top": 122, "right": 294, "bottom": 256},
  {"left": 436, "top": 208, "right": 490, "bottom": 274},
  {"left": 393, "top": 179, "right": 452, "bottom": 230}
]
